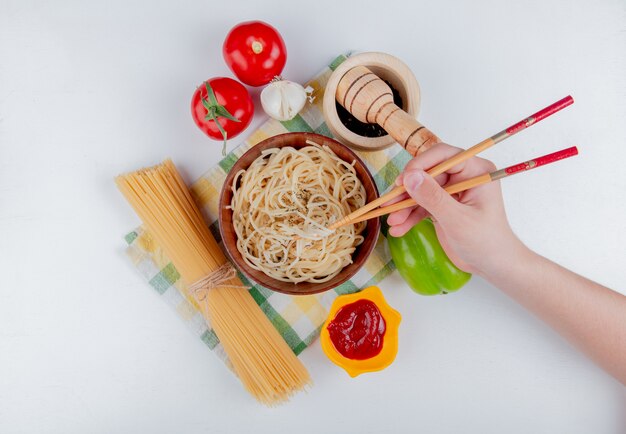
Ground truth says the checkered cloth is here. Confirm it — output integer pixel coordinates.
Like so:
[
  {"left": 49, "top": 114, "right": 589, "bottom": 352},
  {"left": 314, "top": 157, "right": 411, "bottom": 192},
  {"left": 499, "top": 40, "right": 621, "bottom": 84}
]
[{"left": 123, "top": 53, "right": 413, "bottom": 366}]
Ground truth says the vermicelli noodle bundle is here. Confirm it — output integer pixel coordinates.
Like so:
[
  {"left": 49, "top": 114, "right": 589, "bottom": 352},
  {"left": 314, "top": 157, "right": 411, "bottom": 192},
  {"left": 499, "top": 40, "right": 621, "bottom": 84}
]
[
  {"left": 230, "top": 142, "right": 366, "bottom": 283},
  {"left": 116, "top": 160, "right": 310, "bottom": 405}
]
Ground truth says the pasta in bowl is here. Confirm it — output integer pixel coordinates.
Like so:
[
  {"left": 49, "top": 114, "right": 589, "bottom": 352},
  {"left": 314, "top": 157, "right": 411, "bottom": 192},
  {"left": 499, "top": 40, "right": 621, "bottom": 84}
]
[{"left": 219, "top": 132, "right": 381, "bottom": 295}]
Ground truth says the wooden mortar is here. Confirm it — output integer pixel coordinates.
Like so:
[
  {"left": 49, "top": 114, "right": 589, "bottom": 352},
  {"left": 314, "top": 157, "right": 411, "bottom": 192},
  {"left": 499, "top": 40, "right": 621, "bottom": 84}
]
[{"left": 323, "top": 52, "right": 439, "bottom": 155}]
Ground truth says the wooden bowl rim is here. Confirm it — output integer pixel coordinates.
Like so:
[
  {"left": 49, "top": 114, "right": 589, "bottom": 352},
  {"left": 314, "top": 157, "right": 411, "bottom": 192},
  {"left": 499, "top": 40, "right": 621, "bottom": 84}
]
[
  {"left": 218, "top": 132, "right": 381, "bottom": 296},
  {"left": 323, "top": 52, "right": 421, "bottom": 152}
]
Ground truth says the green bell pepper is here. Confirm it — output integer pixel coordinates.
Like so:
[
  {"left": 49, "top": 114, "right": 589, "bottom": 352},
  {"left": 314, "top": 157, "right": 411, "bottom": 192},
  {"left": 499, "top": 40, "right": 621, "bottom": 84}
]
[{"left": 385, "top": 218, "right": 471, "bottom": 295}]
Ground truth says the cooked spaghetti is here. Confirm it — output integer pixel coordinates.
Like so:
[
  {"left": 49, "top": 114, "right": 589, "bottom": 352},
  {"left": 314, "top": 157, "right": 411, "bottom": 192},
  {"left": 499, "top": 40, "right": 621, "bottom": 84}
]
[
  {"left": 230, "top": 142, "right": 367, "bottom": 283},
  {"left": 116, "top": 160, "right": 310, "bottom": 405}
]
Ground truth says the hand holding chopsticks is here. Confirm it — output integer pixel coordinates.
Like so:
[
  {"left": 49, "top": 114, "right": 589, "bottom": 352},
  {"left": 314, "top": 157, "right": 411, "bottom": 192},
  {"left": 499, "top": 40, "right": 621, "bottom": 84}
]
[
  {"left": 328, "top": 95, "right": 574, "bottom": 231},
  {"left": 345, "top": 146, "right": 579, "bottom": 227},
  {"left": 328, "top": 95, "right": 575, "bottom": 231}
]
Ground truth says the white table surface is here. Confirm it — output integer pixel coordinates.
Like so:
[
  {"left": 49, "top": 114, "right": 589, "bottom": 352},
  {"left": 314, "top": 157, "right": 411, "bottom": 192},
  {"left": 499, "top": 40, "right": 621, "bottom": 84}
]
[{"left": 1, "top": 0, "right": 625, "bottom": 432}]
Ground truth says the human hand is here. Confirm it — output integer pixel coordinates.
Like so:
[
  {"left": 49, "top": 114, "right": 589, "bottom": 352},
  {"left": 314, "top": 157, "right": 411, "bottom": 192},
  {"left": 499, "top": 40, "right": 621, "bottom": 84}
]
[{"left": 387, "top": 143, "right": 525, "bottom": 276}]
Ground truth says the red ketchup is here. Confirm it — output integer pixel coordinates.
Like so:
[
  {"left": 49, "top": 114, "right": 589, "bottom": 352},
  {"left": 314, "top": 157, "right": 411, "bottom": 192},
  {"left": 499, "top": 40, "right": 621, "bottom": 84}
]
[{"left": 326, "top": 299, "right": 386, "bottom": 360}]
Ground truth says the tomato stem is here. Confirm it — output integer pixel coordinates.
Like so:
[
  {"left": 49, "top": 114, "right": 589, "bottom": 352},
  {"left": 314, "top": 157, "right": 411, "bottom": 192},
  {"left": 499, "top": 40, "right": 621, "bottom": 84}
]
[
  {"left": 202, "top": 81, "right": 240, "bottom": 156},
  {"left": 251, "top": 40, "right": 263, "bottom": 54}
]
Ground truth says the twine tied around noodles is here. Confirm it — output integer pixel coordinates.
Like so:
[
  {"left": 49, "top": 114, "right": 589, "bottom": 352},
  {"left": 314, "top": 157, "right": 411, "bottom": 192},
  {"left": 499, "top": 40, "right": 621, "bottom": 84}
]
[{"left": 189, "top": 263, "right": 250, "bottom": 301}]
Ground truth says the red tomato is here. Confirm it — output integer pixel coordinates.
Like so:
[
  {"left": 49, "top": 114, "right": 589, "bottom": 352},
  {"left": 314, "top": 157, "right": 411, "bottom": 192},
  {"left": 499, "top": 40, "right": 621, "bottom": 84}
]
[
  {"left": 223, "top": 21, "right": 287, "bottom": 87},
  {"left": 191, "top": 77, "right": 254, "bottom": 155}
]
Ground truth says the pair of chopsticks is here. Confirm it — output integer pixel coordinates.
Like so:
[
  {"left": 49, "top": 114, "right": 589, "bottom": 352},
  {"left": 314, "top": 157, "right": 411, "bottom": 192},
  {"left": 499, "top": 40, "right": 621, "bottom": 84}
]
[{"left": 330, "top": 95, "right": 576, "bottom": 230}]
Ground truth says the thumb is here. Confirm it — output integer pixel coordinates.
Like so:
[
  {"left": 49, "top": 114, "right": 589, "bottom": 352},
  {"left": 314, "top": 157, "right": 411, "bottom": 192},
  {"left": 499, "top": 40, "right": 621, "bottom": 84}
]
[{"left": 403, "top": 169, "right": 461, "bottom": 224}]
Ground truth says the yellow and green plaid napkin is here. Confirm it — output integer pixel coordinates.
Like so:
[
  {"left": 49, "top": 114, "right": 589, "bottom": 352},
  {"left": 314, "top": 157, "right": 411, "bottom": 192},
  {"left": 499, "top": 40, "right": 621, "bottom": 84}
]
[{"left": 123, "top": 54, "right": 413, "bottom": 365}]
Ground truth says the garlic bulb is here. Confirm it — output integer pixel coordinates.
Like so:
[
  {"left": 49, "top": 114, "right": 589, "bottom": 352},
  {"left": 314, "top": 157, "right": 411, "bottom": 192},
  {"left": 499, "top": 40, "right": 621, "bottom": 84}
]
[{"left": 261, "top": 78, "right": 308, "bottom": 121}]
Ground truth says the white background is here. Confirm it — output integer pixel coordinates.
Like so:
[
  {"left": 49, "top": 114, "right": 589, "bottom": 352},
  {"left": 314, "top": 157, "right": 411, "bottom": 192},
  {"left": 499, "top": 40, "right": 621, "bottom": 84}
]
[{"left": 1, "top": 0, "right": 625, "bottom": 432}]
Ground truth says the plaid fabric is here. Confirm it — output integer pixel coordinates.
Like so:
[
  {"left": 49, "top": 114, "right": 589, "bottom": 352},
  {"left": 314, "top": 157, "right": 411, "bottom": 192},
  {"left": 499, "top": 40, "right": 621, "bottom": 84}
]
[{"left": 123, "top": 53, "right": 413, "bottom": 366}]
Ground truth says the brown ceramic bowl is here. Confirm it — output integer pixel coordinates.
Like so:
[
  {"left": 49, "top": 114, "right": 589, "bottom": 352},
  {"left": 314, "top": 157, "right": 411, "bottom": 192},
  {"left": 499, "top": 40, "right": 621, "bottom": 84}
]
[{"left": 219, "top": 132, "right": 380, "bottom": 296}]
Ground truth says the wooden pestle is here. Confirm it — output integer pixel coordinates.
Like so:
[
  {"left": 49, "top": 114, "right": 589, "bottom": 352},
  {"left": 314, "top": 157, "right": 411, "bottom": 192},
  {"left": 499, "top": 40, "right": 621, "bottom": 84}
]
[{"left": 336, "top": 65, "right": 440, "bottom": 156}]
